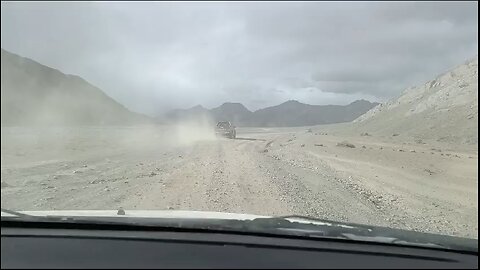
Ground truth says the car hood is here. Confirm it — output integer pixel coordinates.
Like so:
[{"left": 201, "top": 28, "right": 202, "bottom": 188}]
[
  {"left": 0, "top": 210, "right": 347, "bottom": 227},
  {"left": 1, "top": 210, "right": 266, "bottom": 220},
  {"left": 0, "top": 210, "right": 355, "bottom": 228}
]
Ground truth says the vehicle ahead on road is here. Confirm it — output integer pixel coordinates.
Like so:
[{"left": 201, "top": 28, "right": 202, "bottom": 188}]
[
  {"left": 1, "top": 209, "right": 478, "bottom": 269},
  {"left": 215, "top": 121, "right": 236, "bottom": 139}
]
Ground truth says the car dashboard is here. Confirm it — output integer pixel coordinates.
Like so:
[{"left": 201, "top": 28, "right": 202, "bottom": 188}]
[{"left": 1, "top": 221, "right": 478, "bottom": 269}]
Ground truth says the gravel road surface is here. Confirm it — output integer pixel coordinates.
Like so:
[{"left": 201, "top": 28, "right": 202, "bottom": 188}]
[{"left": 1, "top": 125, "right": 477, "bottom": 239}]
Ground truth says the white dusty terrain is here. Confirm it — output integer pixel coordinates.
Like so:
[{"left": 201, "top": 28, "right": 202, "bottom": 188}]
[{"left": 1, "top": 124, "right": 477, "bottom": 239}]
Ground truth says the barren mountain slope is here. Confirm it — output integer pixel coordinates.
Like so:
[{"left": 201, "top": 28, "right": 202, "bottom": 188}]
[
  {"left": 1, "top": 49, "right": 150, "bottom": 126},
  {"left": 353, "top": 57, "right": 478, "bottom": 145}
]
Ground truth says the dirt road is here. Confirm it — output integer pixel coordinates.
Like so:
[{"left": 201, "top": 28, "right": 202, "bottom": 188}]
[{"left": 1, "top": 126, "right": 477, "bottom": 239}]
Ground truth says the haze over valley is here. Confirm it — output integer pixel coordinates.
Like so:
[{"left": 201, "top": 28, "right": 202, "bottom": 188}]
[{"left": 1, "top": 1, "right": 477, "bottom": 240}]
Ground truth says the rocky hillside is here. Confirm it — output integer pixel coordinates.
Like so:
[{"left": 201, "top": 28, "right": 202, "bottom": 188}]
[
  {"left": 164, "top": 99, "right": 378, "bottom": 127},
  {"left": 354, "top": 56, "right": 478, "bottom": 145},
  {"left": 1, "top": 49, "right": 150, "bottom": 126}
]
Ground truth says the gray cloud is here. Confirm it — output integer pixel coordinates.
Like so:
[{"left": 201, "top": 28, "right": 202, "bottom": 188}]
[{"left": 1, "top": 1, "right": 477, "bottom": 115}]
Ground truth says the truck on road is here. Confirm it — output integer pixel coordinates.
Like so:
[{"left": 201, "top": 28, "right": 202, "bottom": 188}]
[{"left": 215, "top": 121, "right": 236, "bottom": 139}]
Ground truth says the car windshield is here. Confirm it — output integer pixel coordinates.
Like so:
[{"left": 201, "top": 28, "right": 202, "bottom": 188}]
[{"left": 1, "top": 1, "right": 478, "bottom": 249}]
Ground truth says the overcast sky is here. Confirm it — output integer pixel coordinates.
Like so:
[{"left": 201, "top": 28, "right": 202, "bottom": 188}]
[{"left": 1, "top": 1, "right": 478, "bottom": 115}]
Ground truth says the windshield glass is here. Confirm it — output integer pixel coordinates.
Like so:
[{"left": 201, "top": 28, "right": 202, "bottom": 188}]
[{"left": 1, "top": 1, "right": 478, "bottom": 247}]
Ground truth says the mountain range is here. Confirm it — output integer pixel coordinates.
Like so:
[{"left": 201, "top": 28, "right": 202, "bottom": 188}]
[
  {"left": 13, "top": 46, "right": 471, "bottom": 133},
  {"left": 164, "top": 99, "right": 379, "bottom": 127}
]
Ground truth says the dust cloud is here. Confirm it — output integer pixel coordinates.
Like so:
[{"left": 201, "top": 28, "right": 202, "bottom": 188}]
[
  {"left": 172, "top": 115, "right": 217, "bottom": 146},
  {"left": 2, "top": 60, "right": 219, "bottom": 163},
  {"left": 1, "top": 120, "right": 219, "bottom": 168}
]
